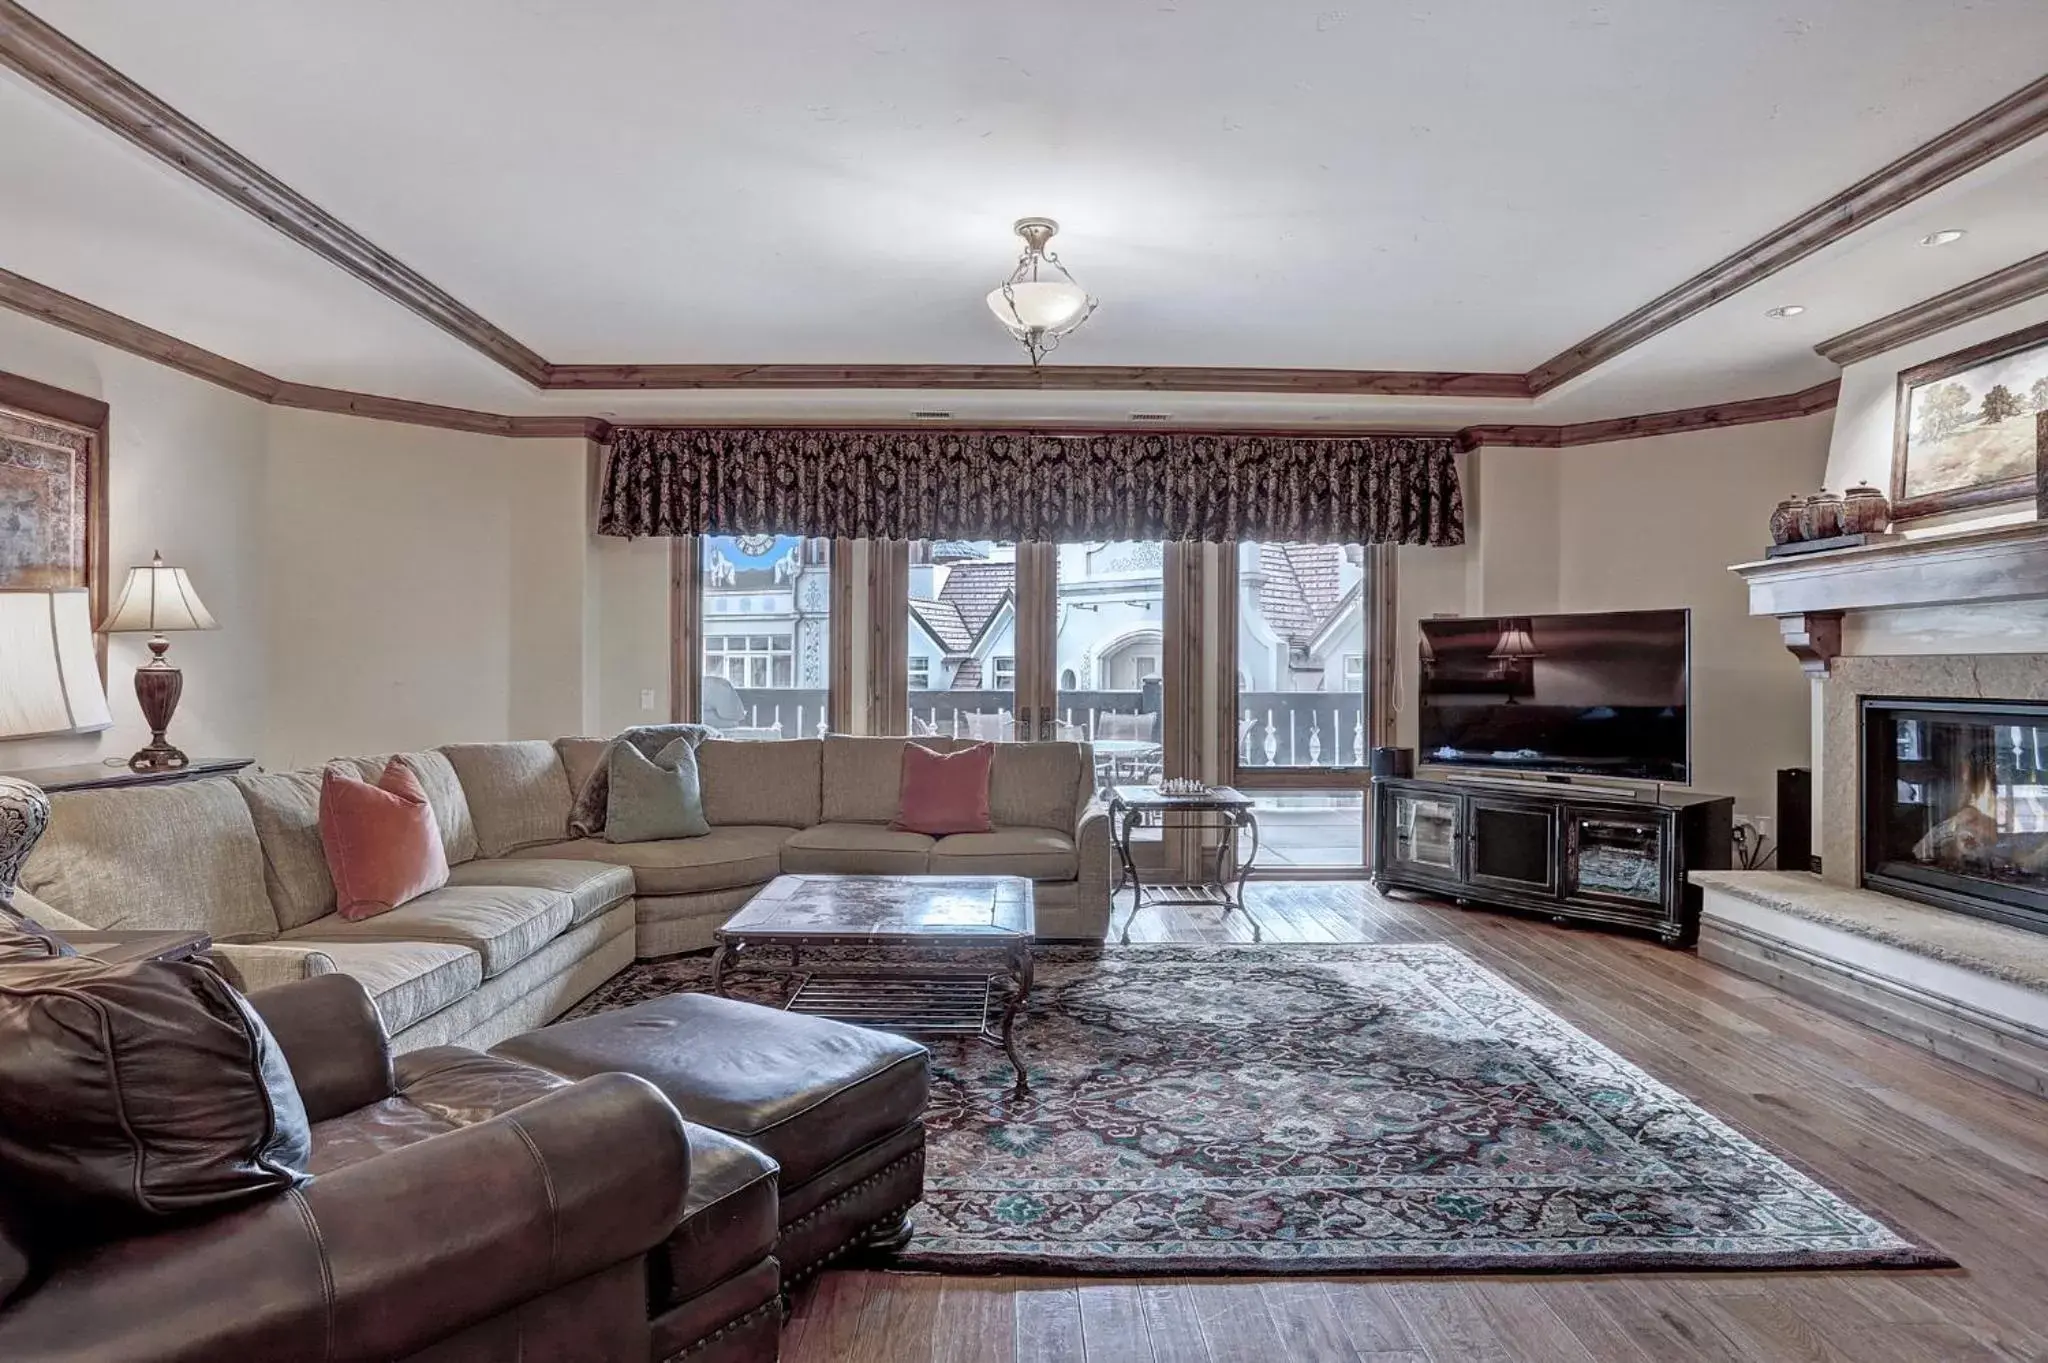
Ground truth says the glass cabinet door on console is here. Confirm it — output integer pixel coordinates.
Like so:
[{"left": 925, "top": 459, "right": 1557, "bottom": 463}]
[
  {"left": 1563, "top": 811, "right": 1666, "bottom": 908},
  {"left": 1385, "top": 790, "right": 1462, "bottom": 878},
  {"left": 1465, "top": 795, "right": 1559, "bottom": 896}
]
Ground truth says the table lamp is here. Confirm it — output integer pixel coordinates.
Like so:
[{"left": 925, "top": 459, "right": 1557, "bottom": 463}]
[
  {"left": 0, "top": 587, "right": 114, "bottom": 740},
  {"left": 100, "top": 552, "right": 218, "bottom": 771}
]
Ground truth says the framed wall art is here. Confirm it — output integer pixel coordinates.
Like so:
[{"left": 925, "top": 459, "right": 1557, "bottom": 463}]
[
  {"left": 1892, "top": 317, "right": 2048, "bottom": 521},
  {"left": 0, "top": 370, "right": 110, "bottom": 623}
]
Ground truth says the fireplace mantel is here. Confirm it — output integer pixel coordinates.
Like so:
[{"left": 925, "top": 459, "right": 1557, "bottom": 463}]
[{"left": 1733, "top": 519, "right": 2048, "bottom": 674}]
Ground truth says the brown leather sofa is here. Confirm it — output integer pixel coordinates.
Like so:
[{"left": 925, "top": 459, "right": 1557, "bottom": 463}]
[{"left": 0, "top": 973, "right": 785, "bottom": 1363}]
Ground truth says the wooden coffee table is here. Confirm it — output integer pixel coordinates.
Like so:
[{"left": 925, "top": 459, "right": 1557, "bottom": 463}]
[{"left": 711, "top": 874, "right": 1036, "bottom": 1095}]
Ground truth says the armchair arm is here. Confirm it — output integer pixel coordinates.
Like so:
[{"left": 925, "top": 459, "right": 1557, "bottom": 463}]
[
  {"left": 0, "top": 1074, "right": 690, "bottom": 1363},
  {"left": 211, "top": 942, "right": 337, "bottom": 994},
  {"left": 1074, "top": 799, "right": 1115, "bottom": 931},
  {"left": 247, "top": 973, "right": 394, "bottom": 1122}
]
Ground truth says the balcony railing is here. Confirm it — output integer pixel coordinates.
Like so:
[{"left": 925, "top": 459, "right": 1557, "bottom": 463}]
[
  {"left": 1240, "top": 691, "right": 1366, "bottom": 769},
  {"left": 710, "top": 685, "right": 1365, "bottom": 770}
]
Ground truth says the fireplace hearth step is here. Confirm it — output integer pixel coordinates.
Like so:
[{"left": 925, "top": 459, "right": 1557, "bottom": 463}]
[{"left": 1692, "top": 870, "right": 2048, "bottom": 1098}]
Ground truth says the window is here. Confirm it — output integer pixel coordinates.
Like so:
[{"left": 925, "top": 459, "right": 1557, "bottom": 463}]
[
  {"left": 992, "top": 656, "right": 1017, "bottom": 691},
  {"left": 908, "top": 657, "right": 931, "bottom": 691},
  {"left": 1344, "top": 653, "right": 1366, "bottom": 691},
  {"left": 704, "top": 634, "right": 792, "bottom": 688},
  {"left": 698, "top": 535, "right": 831, "bottom": 738}
]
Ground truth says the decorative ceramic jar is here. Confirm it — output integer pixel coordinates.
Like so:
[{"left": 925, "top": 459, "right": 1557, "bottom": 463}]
[
  {"left": 0, "top": 776, "right": 50, "bottom": 906},
  {"left": 1801, "top": 490, "right": 1846, "bottom": 541},
  {"left": 1842, "top": 483, "right": 1891, "bottom": 536},
  {"left": 1769, "top": 496, "right": 1808, "bottom": 545}
]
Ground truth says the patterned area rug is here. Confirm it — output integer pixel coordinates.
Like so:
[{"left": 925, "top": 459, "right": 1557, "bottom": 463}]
[{"left": 573, "top": 943, "right": 1947, "bottom": 1275}]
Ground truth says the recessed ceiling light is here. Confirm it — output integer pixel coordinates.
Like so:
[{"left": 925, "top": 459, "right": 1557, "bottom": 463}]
[
  {"left": 1920, "top": 229, "right": 1967, "bottom": 246},
  {"left": 1765, "top": 305, "right": 1806, "bottom": 319}
]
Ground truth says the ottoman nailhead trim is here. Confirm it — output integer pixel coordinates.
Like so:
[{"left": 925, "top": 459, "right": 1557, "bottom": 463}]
[
  {"left": 659, "top": 1297, "right": 784, "bottom": 1363},
  {"left": 780, "top": 1147, "right": 926, "bottom": 1288}
]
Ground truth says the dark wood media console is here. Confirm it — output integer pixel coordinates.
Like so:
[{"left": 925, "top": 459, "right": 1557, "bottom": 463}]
[{"left": 1371, "top": 775, "right": 1734, "bottom": 946}]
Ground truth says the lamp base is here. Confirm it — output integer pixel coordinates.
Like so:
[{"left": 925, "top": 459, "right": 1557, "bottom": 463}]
[{"left": 130, "top": 662, "right": 190, "bottom": 773}]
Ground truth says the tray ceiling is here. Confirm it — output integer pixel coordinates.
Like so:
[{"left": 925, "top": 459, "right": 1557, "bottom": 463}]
[{"left": 4, "top": 0, "right": 2048, "bottom": 422}]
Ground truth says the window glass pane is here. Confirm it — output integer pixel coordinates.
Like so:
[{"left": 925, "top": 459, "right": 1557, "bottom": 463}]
[
  {"left": 1057, "top": 541, "right": 1167, "bottom": 801},
  {"left": 908, "top": 540, "right": 1016, "bottom": 737},
  {"left": 1236, "top": 542, "right": 1367, "bottom": 771},
  {"left": 699, "top": 535, "right": 830, "bottom": 740}
]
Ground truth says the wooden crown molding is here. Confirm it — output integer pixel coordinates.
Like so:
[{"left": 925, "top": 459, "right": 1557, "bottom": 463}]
[
  {"left": 0, "top": 0, "right": 550, "bottom": 388},
  {"left": 5, "top": 3, "right": 2044, "bottom": 401},
  {"left": 0, "top": 267, "right": 603, "bottom": 439},
  {"left": 1815, "top": 249, "right": 2048, "bottom": 366},
  {"left": 0, "top": 263, "right": 1836, "bottom": 449},
  {"left": 1457, "top": 379, "right": 1838, "bottom": 450},
  {"left": 0, "top": 365, "right": 109, "bottom": 430},
  {"left": 1526, "top": 71, "right": 2048, "bottom": 395},
  {"left": 543, "top": 363, "right": 1531, "bottom": 397}
]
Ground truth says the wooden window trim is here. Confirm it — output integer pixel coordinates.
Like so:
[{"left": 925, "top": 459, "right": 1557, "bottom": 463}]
[{"left": 671, "top": 534, "right": 845, "bottom": 731}]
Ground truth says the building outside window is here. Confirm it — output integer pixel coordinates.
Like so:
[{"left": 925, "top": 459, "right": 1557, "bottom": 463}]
[
  {"left": 699, "top": 535, "right": 831, "bottom": 739},
  {"left": 992, "top": 656, "right": 1016, "bottom": 691},
  {"left": 908, "top": 657, "right": 931, "bottom": 691}
]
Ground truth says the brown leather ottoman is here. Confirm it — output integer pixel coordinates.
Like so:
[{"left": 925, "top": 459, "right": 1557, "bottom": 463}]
[{"left": 493, "top": 993, "right": 929, "bottom": 1286}]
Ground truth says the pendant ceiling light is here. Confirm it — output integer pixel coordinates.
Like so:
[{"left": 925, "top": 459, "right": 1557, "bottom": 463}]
[{"left": 986, "top": 217, "right": 1096, "bottom": 365}]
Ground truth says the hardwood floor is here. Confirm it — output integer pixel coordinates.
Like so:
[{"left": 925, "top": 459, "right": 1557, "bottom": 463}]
[{"left": 782, "top": 883, "right": 2048, "bottom": 1362}]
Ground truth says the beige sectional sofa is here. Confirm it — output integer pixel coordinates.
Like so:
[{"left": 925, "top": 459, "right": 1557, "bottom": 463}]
[{"left": 15, "top": 734, "right": 1111, "bottom": 1053}]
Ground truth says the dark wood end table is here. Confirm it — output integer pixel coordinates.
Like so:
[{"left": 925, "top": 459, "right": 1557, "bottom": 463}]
[
  {"left": 1108, "top": 785, "right": 1262, "bottom": 944},
  {"left": 54, "top": 930, "right": 213, "bottom": 965},
  {"left": 712, "top": 875, "right": 1036, "bottom": 1096}
]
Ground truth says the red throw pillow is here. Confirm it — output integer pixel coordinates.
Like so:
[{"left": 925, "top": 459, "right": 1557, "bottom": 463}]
[
  {"left": 319, "top": 759, "right": 449, "bottom": 920},
  {"left": 893, "top": 741, "right": 995, "bottom": 836}
]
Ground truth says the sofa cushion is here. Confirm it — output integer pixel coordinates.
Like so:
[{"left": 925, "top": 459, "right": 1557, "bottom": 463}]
[
  {"left": 781, "top": 822, "right": 933, "bottom": 875},
  {"left": 339, "top": 752, "right": 479, "bottom": 865},
  {"left": 523, "top": 828, "right": 789, "bottom": 896},
  {"left": 929, "top": 828, "right": 1079, "bottom": 881},
  {"left": 321, "top": 761, "right": 450, "bottom": 921},
  {"left": 699, "top": 739, "right": 823, "bottom": 828},
  {"left": 554, "top": 737, "right": 611, "bottom": 814},
  {"left": 284, "top": 884, "right": 571, "bottom": 979},
  {"left": 991, "top": 741, "right": 1087, "bottom": 833},
  {"left": 0, "top": 955, "right": 310, "bottom": 1237},
  {"left": 294, "top": 940, "right": 483, "bottom": 1037},
  {"left": 658, "top": 1123, "right": 780, "bottom": 1304},
  {"left": 239, "top": 755, "right": 479, "bottom": 932},
  {"left": 894, "top": 741, "right": 994, "bottom": 836},
  {"left": 821, "top": 736, "right": 910, "bottom": 824},
  {"left": 606, "top": 737, "right": 710, "bottom": 843},
  {"left": 440, "top": 741, "right": 572, "bottom": 857},
  {"left": 20, "top": 781, "right": 279, "bottom": 942},
  {"left": 444, "top": 858, "right": 634, "bottom": 927}
]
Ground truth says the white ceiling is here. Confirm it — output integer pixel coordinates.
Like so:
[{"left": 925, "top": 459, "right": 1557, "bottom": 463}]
[{"left": 5, "top": 0, "right": 2048, "bottom": 422}]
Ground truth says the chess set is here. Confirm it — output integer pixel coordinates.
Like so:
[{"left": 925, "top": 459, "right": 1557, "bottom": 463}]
[{"left": 1154, "top": 777, "right": 1211, "bottom": 797}]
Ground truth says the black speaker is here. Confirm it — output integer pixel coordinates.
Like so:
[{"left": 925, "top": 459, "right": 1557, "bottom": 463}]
[
  {"left": 1370, "top": 746, "right": 1414, "bottom": 779},
  {"left": 1776, "top": 767, "right": 1813, "bottom": 872}
]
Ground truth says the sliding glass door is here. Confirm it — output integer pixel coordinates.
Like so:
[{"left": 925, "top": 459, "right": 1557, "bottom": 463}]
[{"left": 1228, "top": 542, "right": 1376, "bottom": 871}]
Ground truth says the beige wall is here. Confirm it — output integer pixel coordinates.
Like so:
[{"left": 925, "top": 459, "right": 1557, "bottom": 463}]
[
  {"left": 1393, "top": 417, "right": 1832, "bottom": 821},
  {"left": 0, "top": 310, "right": 271, "bottom": 772},
  {"left": 261, "top": 409, "right": 590, "bottom": 768},
  {"left": 591, "top": 530, "right": 672, "bottom": 736}
]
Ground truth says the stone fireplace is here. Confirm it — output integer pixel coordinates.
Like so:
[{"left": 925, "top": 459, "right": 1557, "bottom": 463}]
[
  {"left": 1859, "top": 696, "right": 2048, "bottom": 934},
  {"left": 1819, "top": 651, "right": 2048, "bottom": 924},
  {"left": 1694, "top": 520, "right": 2048, "bottom": 1097}
]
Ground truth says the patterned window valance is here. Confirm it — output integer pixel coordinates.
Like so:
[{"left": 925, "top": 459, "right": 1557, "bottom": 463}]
[{"left": 596, "top": 427, "right": 1464, "bottom": 547}]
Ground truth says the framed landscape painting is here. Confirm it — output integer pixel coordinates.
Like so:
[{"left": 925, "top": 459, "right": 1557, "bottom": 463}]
[
  {"left": 1892, "top": 318, "right": 2048, "bottom": 520},
  {"left": 0, "top": 374, "right": 109, "bottom": 633}
]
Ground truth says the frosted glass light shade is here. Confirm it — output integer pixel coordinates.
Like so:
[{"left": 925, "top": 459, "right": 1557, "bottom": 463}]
[
  {"left": 102, "top": 555, "right": 218, "bottom": 634},
  {"left": 986, "top": 279, "right": 1090, "bottom": 333},
  {"left": 0, "top": 589, "right": 114, "bottom": 738}
]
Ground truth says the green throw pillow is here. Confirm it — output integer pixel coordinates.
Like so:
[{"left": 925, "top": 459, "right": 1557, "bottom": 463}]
[{"left": 603, "top": 736, "right": 710, "bottom": 843}]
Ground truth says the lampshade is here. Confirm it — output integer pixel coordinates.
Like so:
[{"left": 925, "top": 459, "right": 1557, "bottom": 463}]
[
  {"left": 101, "top": 553, "right": 218, "bottom": 634},
  {"left": 0, "top": 588, "right": 114, "bottom": 738},
  {"left": 1489, "top": 625, "right": 1542, "bottom": 660},
  {"left": 986, "top": 279, "right": 1091, "bottom": 333}
]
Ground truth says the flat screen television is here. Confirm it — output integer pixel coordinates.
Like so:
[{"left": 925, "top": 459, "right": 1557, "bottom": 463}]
[{"left": 1417, "top": 608, "right": 1690, "bottom": 783}]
